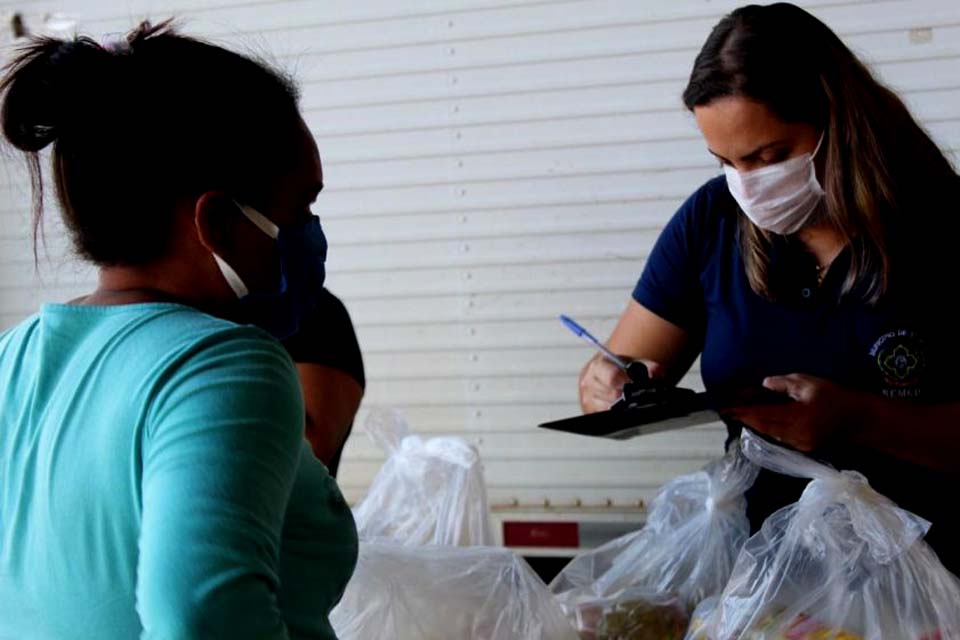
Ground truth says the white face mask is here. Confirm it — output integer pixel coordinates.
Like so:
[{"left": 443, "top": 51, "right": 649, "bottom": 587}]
[{"left": 724, "top": 132, "right": 826, "bottom": 235}]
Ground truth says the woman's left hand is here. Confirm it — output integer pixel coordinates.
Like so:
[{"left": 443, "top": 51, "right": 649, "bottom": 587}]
[{"left": 721, "top": 373, "right": 864, "bottom": 452}]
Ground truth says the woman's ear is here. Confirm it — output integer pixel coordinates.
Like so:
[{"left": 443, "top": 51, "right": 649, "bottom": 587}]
[{"left": 194, "top": 191, "right": 236, "bottom": 254}]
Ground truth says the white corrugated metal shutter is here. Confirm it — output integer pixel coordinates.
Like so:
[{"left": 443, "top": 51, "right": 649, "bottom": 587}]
[{"left": 0, "top": 0, "right": 957, "bottom": 513}]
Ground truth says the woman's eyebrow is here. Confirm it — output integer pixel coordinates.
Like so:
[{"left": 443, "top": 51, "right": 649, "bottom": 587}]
[{"left": 708, "top": 139, "right": 787, "bottom": 164}]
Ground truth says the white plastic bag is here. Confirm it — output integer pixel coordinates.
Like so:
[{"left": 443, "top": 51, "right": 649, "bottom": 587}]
[
  {"left": 352, "top": 408, "right": 494, "bottom": 546},
  {"left": 688, "top": 430, "right": 960, "bottom": 640},
  {"left": 550, "top": 442, "right": 759, "bottom": 638},
  {"left": 330, "top": 542, "right": 579, "bottom": 640}
]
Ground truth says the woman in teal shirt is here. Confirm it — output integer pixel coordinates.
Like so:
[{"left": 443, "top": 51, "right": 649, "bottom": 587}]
[{"left": 0, "top": 22, "right": 356, "bottom": 639}]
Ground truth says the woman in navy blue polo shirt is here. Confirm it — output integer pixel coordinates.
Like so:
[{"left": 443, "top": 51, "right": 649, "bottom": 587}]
[{"left": 578, "top": 3, "right": 960, "bottom": 571}]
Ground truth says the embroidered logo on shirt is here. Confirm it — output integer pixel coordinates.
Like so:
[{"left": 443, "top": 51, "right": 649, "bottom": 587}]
[{"left": 869, "top": 329, "right": 925, "bottom": 398}]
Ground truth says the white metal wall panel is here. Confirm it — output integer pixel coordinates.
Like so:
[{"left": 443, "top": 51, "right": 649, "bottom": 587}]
[{"left": 0, "top": 0, "right": 957, "bottom": 510}]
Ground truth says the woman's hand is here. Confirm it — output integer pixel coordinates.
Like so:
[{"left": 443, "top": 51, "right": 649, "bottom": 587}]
[
  {"left": 721, "top": 373, "right": 864, "bottom": 452},
  {"left": 578, "top": 353, "right": 663, "bottom": 414}
]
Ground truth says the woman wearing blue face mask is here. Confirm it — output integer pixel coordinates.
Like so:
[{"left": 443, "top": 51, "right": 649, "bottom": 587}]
[
  {"left": 578, "top": 3, "right": 960, "bottom": 571},
  {"left": 0, "top": 22, "right": 356, "bottom": 639}
]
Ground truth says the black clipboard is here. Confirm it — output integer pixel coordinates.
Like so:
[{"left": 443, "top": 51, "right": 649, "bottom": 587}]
[
  {"left": 538, "top": 385, "right": 793, "bottom": 441},
  {"left": 538, "top": 387, "right": 718, "bottom": 440}
]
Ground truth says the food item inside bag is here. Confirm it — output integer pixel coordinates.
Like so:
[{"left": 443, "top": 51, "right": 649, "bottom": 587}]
[
  {"left": 330, "top": 542, "right": 579, "bottom": 640},
  {"left": 692, "top": 603, "right": 863, "bottom": 640},
  {"left": 552, "top": 442, "right": 758, "bottom": 638},
  {"left": 351, "top": 408, "right": 494, "bottom": 546},
  {"left": 686, "top": 431, "right": 960, "bottom": 640},
  {"left": 572, "top": 589, "right": 689, "bottom": 640},
  {"left": 685, "top": 598, "right": 717, "bottom": 640}
]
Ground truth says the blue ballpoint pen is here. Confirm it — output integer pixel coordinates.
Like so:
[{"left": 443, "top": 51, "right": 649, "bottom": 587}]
[{"left": 559, "top": 315, "right": 630, "bottom": 371}]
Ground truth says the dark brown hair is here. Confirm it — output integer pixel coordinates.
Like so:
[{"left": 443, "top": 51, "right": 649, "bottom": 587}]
[
  {"left": 0, "top": 21, "right": 302, "bottom": 266},
  {"left": 683, "top": 3, "right": 957, "bottom": 303}
]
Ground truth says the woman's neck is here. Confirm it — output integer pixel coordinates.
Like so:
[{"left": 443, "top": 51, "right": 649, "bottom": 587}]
[
  {"left": 795, "top": 221, "right": 846, "bottom": 269},
  {"left": 75, "top": 264, "right": 222, "bottom": 312}
]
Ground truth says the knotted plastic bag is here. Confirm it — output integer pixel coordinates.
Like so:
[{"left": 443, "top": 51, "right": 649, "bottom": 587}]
[
  {"left": 551, "top": 442, "right": 759, "bottom": 638},
  {"left": 687, "top": 430, "right": 960, "bottom": 640},
  {"left": 331, "top": 542, "right": 579, "bottom": 640},
  {"left": 352, "top": 408, "right": 494, "bottom": 546}
]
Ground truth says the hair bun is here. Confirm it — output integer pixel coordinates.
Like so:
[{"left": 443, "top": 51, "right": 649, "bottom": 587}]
[{"left": 0, "top": 36, "right": 113, "bottom": 152}]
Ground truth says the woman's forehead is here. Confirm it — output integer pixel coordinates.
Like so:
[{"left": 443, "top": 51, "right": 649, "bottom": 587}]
[{"left": 694, "top": 97, "right": 811, "bottom": 157}]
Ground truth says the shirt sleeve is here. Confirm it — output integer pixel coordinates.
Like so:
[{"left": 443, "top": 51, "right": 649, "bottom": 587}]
[
  {"left": 282, "top": 289, "right": 365, "bottom": 389},
  {"left": 632, "top": 186, "right": 710, "bottom": 332},
  {"left": 136, "top": 328, "right": 305, "bottom": 640}
]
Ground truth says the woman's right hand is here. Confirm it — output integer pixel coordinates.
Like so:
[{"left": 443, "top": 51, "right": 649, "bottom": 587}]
[
  {"left": 577, "top": 300, "right": 686, "bottom": 414},
  {"left": 578, "top": 353, "right": 664, "bottom": 414},
  {"left": 578, "top": 353, "right": 627, "bottom": 413}
]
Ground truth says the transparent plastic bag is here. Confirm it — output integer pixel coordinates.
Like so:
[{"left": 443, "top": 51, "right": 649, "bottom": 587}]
[
  {"left": 687, "top": 430, "right": 960, "bottom": 640},
  {"left": 330, "top": 542, "right": 579, "bottom": 640},
  {"left": 352, "top": 408, "right": 494, "bottom": 546},
  {"left": 551, "top": 442, "right": 759, "bottom": 638}
]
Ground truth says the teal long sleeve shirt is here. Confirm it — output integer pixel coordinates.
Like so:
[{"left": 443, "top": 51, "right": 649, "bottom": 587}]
[{"left": 0, "top": 303, "right": 357, "bottom": 639}]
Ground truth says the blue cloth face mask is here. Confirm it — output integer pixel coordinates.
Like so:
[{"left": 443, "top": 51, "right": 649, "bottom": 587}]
[{"left": 212, "top": 202, "right": 328, "bottom": 339}]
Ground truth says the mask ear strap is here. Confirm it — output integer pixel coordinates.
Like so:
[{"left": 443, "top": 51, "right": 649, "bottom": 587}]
[
  {"left": 811, "top": 130, "right": 826, "bottom": 159},
  {"left": 235, "top": 201, "right": 280, "bottom": 239},
  {"left": 213, "top": 253, "right": 249, "bottom": 298}
]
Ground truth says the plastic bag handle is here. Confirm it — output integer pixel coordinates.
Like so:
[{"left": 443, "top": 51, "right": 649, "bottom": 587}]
[
  {"left": 741, "top": 430, "right": 930, "bottom": 564},
  {"left": 363, "top": 407, "right": 411, "bottom": 454}
]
